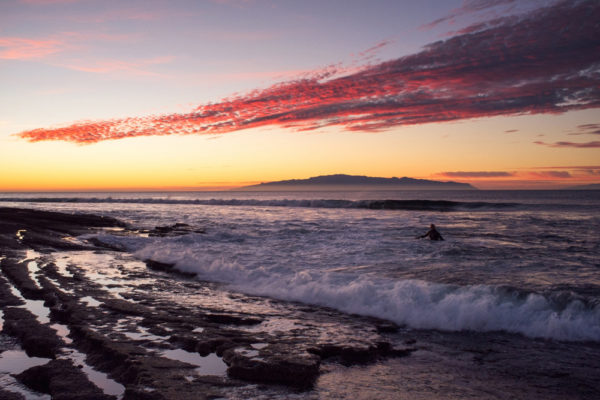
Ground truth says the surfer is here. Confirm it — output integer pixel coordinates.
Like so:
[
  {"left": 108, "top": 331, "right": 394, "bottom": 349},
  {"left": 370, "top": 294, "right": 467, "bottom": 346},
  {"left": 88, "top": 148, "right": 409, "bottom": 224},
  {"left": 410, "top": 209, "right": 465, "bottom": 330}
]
[{"left": 418, "top": 224, "right": 444, "bottom": 241}]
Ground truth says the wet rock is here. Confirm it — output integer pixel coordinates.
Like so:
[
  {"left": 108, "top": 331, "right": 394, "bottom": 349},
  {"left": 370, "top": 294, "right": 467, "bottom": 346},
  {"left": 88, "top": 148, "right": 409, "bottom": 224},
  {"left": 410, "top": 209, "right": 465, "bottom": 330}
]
[
  {"left": 69, "top": 325, "right": 222, "bottom": 399},
  {"left": 204, "top": 313, "right": 262, "bottom": 326},
  {"left": 124, "top": 384, "right": 218, "bottom": 400},
  {"left": 168, "top": 334, "right": 200, "bottom": 352},
  {"left": 70, "top": 325, "right": 148, "bottom": 380},
  {"left": 0, "top": 207, "right": 124, "bottom": 231},
  {"left": 223, "top": 346, "right": 320, "bottom": 388},
  {"left": 123, "top": 388, "right": 167, "bottom": 400},
  {"left": 0, "top": 276, "right": 24, "bottom": 307},
  {"left": 69, "top": 324, "right": 203, "bottom": 393},
  {"left": 144, "top": 260, "right": 195, "bottom": 278},
  {"left": 1, "top": 307, "right": 62, "bottom": 358},
  {"left": 308, "top": 343, "right": 378, "bottom": 364},
  {"left": 50, "top": 300, "right": 96, "bottom": 325},
  {"left": 16, "top": 359, "right": 115, "bottom": 400},
  {"left": 0, "top": 207, "right": 125, "bottom": 252},
  {"left": 101, "top": 298, "right": 153, "bottom": 316},
  {"left": 148, "top": 223, "right": 205, "bottom": 237},
  {"left": 40, "top": 262, "right": 67, "bottom": 281},
  {"left": 194, "top": 338, "right": 228, "bottom": 356},
  {"left": 0, "top": 259, "right": 45, "bottom": 300},
  {"left": 389, "top": 346, "right": 417, "bottom": 357},
  {"left": 185, "top": 336, "right": 241, "bottom": 357},
  {"left": 375, "top": 321, "right": 400, "bottom": 333},
  {"left": 0, "top": 389, "right": 26, "bottom": 400},
  {"left": 145, "top": 325, "right": 171, "bottom": 338},
  {"left": 308, "top": 341, "right": 415, "bottom": 365},
  {"left": 86, "top": 237, "right": 126, "bottom": 251},
  {"left": 21, "top": 230, "right": 97, "bottom": 251}
]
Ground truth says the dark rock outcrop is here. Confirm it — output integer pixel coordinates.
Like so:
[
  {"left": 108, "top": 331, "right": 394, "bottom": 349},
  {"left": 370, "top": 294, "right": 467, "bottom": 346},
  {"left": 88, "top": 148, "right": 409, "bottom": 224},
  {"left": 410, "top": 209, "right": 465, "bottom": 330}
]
[
  {"left": 0, "top": 258, "right": 45, "bottom": 300},
  {"left": 0, "top": 390, "right": 26, "bottom": 400},
  {"left": 148, "top": 223, "right": 205, "bottom": 237},
  {"left": 1, "top": 307, "right": 62, "bottom": 358},
  {"left": 16, "top": 359, "right": 115, "bottom": 400},
  {"left": 0, "top": 275, "right": 24, "bottom": 307},
  {"left": 222, "top": 345, "right": 321, "bottom": 388},
  {"left": 144, "top": 260, "right": 195, "bottom": 278},
  {"left": 0, "top": 207, "right": 125, "bottom": 251}
]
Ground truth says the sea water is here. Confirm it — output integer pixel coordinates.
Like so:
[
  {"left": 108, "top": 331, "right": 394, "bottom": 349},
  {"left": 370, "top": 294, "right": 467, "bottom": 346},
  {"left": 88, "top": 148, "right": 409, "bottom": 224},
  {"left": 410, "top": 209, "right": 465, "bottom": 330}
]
[{"left": 1, "top": 190, "right": 599, "bottom": 342}]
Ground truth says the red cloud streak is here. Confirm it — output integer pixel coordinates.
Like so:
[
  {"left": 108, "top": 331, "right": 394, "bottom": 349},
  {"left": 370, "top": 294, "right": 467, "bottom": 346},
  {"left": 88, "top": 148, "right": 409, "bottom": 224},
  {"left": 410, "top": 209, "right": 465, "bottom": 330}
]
[{"left": 17, "top": 0, "right": 600, "bottom": 144}]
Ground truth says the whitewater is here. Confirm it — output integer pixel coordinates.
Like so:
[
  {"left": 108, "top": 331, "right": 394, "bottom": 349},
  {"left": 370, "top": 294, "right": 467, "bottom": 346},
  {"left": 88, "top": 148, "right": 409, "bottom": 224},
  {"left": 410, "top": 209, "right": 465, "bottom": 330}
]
[{"left": 1, "top": 189, "right": 599, "bottom": 342}]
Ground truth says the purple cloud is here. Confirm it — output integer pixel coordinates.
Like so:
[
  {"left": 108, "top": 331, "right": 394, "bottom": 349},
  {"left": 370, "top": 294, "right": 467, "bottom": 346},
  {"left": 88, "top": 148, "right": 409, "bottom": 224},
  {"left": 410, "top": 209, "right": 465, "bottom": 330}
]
[
  {"left": 421, "top": 0, "right": 519, "bottom": 30},
  {"left": 529, "top": 171, "right": 572, "bottom": 178},
  {"left": 568, "top": 123, "right": 600, "bottom": 135},
  {"left": 535, "top": 141, "right": 600, "bottom": 148}
]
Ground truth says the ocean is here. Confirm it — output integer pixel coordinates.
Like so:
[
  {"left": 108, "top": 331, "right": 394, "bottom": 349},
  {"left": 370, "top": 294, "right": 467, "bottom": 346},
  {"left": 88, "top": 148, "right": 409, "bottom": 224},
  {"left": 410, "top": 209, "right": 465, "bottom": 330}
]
[{"left": 1, "top": 189, "right": 599, "bottom": 398}]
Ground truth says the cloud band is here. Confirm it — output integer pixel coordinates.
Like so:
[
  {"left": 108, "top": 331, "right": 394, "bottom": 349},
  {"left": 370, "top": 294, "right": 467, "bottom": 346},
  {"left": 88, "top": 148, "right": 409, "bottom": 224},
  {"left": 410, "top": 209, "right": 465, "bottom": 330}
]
[{"left": 16, "top": 0, "right": 600, "bottom": 144}]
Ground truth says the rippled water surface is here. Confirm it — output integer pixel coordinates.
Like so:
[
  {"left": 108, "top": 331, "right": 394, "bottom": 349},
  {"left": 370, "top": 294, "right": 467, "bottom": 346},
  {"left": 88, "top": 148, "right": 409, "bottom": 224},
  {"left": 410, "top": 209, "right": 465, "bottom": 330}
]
[{"left": 1, "top": 190, "right": 599, "bottom": 341}]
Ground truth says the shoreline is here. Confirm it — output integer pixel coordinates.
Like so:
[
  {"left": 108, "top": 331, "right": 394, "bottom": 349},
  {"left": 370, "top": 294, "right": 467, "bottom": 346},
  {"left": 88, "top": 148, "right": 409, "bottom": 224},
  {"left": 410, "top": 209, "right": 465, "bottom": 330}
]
[
  {"left": 0, "top": 207, "right": 412, "bottom": 399},
  {"left": 1, "top": 206, "right": 600, "bottom": 399}
]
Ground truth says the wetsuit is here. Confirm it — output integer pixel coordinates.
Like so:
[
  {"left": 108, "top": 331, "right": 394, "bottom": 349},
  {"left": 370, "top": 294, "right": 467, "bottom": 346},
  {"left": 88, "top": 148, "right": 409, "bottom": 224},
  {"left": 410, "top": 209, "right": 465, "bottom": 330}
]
[{"left": 420, "top": 228, "right": 444, "bottom": 241}]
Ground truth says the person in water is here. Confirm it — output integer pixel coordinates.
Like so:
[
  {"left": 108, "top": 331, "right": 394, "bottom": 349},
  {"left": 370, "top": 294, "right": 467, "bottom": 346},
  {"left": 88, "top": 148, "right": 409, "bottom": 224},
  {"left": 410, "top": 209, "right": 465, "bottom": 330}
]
[{"left": 419, "top": 224, "right": 444, "bottom": 241}]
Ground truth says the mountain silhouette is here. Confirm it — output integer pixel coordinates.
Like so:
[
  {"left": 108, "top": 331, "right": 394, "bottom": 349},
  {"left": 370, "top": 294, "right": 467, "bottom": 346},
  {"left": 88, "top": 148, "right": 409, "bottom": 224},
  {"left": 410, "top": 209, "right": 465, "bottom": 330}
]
[{"left": 240, "top": 174, "right": 476, "bottom": 190}]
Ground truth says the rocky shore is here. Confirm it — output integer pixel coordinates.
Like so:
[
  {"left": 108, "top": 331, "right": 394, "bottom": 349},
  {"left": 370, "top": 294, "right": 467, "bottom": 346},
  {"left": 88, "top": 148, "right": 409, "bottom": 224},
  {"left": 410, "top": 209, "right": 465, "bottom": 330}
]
[{"left": 0, "top": 207, "right": 414, "bottom": 399}]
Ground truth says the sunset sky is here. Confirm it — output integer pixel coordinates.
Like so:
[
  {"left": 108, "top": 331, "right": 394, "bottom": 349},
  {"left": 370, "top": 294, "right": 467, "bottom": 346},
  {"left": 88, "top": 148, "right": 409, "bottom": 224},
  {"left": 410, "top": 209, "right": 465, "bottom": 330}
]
[{"left": 1, "top": 0, "right": 599, "bottom": 191}]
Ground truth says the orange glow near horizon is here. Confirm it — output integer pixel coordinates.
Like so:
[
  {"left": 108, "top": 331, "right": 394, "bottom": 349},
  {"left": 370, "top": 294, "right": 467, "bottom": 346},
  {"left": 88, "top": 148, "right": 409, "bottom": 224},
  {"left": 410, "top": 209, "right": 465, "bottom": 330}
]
[{"left": 2, "top": 114, "right": 599, "bottom": 191}]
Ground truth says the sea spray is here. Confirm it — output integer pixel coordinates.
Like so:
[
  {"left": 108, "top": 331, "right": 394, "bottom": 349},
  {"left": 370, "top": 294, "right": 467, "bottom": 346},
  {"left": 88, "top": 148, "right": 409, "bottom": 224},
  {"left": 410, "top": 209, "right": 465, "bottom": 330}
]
[
  {"left": 122, "top": 235, "right": 600, "bottom": 342},
  {"left": 65, "top": 189, "right": 600, "bottom": 343}
]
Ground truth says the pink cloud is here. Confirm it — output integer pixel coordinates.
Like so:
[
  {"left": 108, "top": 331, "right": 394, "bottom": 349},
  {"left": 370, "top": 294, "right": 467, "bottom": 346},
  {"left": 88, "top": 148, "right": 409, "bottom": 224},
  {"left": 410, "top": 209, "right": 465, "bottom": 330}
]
[
  {"left": 0, "top": 31, "right": 143, "bottom": 64},
  {"left": 56, "top": 56, "right": 175, "bottom": 76},
  {"left": 0, "top": 29, "right": 165, "bottom": 70},
  {"left": 16, "top": 0, "right": 600, "bottom": 144},
  {"left": 0, "top": 31, "right": 167, "bottom": 78},
  {"left": 0, "top": 37, "right": 64, "bottom": 59},
  {"left": 358, "top": 40, "right": 393, "bottom": 59}
]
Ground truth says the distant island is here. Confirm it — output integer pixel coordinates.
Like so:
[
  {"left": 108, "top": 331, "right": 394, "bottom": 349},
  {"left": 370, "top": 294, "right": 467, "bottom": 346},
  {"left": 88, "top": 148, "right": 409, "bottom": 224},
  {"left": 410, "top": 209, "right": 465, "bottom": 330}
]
[
  {"left": 239, "top": 174, "right": 476, "bottom": 191},
  {"left": 566, "top": 183, "right": 600, "bottom": 190}
]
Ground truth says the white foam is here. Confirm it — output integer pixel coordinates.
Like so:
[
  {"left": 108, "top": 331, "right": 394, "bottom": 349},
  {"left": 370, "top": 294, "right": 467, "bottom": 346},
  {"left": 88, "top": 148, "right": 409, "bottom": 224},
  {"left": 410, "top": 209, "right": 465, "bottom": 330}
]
[{"left": 128, "top": 238, "right": 600, "bottom": 342}]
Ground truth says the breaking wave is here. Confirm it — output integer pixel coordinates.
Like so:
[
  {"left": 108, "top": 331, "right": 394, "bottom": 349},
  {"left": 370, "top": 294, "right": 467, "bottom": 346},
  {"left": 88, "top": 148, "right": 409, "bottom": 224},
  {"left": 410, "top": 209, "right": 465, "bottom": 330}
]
[
  {"left": 92, "top": 232, "right": 600, "bottom": 342},
  {"left": 150, "top": 252, "right": 600, "bottom": 342}
]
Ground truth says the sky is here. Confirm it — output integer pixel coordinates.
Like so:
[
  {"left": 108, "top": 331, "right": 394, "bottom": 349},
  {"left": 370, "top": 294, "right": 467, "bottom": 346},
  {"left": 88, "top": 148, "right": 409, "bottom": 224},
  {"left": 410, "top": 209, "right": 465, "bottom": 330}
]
[{"left": 1, "top": 0, "right": 599, "bottom": 191}]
